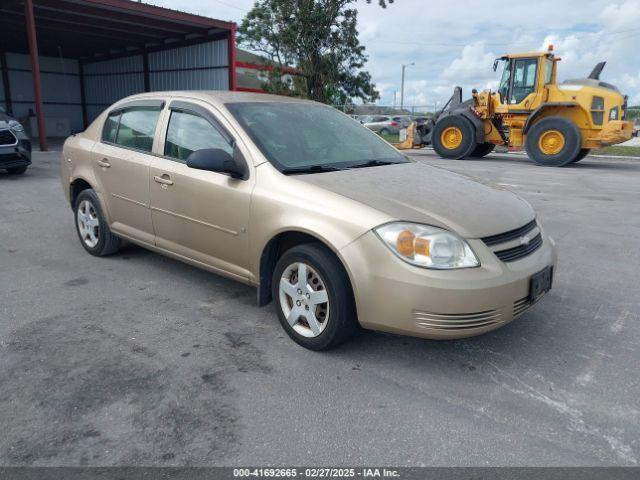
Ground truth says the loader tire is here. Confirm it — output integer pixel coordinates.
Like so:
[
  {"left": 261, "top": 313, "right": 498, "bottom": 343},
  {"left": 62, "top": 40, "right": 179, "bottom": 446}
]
[
  {"left": 432, "top": 115, "right": 477, "bottom": 159},
  {"left": 470, "top": 142, "right": 495, "bottom": 158},
  {"left": 571, "top": 148, "right": 590, "bottom": 163},
  {"left": 525, "top": 117, "right": 582, "bottom": 167}
]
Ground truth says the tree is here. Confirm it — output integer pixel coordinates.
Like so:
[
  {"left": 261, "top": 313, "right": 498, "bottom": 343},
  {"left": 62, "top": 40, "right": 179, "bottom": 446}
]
[{"left": 238, "top": 0, "right": 393, "bottom": 105}]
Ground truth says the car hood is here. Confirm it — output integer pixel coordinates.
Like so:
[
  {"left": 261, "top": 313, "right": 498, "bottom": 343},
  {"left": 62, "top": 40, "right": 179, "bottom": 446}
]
[{"left": 296, "top": 162, "right": 535, "bottom": 238}]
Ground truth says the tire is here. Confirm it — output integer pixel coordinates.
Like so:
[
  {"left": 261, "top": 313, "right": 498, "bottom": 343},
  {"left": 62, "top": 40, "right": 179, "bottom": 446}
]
[
  {"left": 470, "top": 142, "right": 495, "bottom": 158},
  {"left": 272, "top": 243, "right": 358, "bottom": 351},
  {"left": 525, "top": 117, "right": 582, "bottom": 167},
  {"left": 432, "top": 115, "right": 477, "bottom": 159},
  {"left": 74, "top": 189, "right": 122, "bottom": 256},
  {"left": 571, "top": 148, "right": 590, "bottom": 163},
  {"left": 6, "top": 166, "right": 28, "bottom": 174},
  {"left": 379, "top": 128, "right": 391, "bottom": 136}
]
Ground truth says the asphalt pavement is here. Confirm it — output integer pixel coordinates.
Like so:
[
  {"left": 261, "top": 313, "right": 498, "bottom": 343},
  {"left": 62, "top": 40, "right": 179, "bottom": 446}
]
[{"left": 1, "top": 149, "right": 639, "bottom": 466}]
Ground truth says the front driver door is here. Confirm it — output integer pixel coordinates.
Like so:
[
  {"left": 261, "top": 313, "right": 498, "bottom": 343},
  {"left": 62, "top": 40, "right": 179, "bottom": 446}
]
[
  {"left": 506, "top": 57, "right": 541, "bottom": 110},
  {"left": 149, "top": 101, "right": 253, "bottom": 281}
]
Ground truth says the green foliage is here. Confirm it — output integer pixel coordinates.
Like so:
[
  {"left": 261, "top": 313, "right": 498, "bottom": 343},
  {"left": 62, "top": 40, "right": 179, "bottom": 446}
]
[{"left": 238, "top": 0, "right": 391, "bottom": 104}]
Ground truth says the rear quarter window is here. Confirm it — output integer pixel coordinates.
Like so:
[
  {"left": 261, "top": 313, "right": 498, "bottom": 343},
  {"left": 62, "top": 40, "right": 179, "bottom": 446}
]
[{"left": 102, "top": 113, "right": 120, "bottom": 143}]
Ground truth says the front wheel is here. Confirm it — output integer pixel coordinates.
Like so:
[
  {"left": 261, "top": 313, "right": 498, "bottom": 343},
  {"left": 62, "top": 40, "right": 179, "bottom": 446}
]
[
  {"left": 272, "top": 244, "right": 358, "bottom": 350},
  {"left": 470, "top": 142, "right": 495, "bottom": 158},
  {"left": 432, "top": 115, "right": 477, "bottom": 159},
  {"left": 6, "top": 166, "right": 28, "bottom": 174},
  {"left": 525, "top": 117, "right": 582, "bottom": 167}
]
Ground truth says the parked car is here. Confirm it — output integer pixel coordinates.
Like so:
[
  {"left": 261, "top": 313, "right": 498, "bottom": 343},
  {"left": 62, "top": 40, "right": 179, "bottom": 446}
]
[
  {"left": 61, "top": 92, "right": 557, "bottom": 350},
  {"left": 0, "top": 106, "right": 31, "bottom": 174},
  {"left": 392, "top": 115, "right": 413, "bottom": 128},
  {"left": 362, "top": 115, "right": 401, "bottom": 135}
]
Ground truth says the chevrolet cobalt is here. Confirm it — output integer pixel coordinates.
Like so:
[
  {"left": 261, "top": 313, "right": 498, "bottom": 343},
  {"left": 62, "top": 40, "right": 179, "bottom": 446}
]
[{"left": 61, "top": 92, "right": 556, "bottom": 350}]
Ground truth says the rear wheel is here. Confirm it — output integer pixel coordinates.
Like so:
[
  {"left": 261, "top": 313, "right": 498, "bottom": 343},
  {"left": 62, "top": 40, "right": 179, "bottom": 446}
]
[
  {"left": 272, "top": 244, "right": 358, "bottom": 350},
  {"left": 470, "top": 142, "right": 495, "bottom": 158},
  {"left": 74, "top": 189, "right": 122, "bottom": 256},
  {"left": 525, "top": 117, "right": 582, "bottom": 167},
  {"left": 379, "top": 128, "right": 391, "bottom": 136},
  {"left": 432, "top": 115, "right": 476, "bottom": 159},
  {"left": 571, "top": 148, "right": 590, "bottom": 163}
]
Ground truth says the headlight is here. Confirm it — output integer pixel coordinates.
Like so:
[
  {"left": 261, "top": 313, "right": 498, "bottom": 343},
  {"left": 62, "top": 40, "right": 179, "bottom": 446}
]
[
  {"left": 8, "top": 120, "right": 24, "bottom": 132},
  {"left": 374, "top": 222, "right": 480, "bottom": 269}
]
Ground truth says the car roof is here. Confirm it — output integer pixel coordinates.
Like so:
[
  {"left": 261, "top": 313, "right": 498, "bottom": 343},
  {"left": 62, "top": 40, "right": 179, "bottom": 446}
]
[{"left": 114, "top": 90, "right": 317, "bottom": 109}]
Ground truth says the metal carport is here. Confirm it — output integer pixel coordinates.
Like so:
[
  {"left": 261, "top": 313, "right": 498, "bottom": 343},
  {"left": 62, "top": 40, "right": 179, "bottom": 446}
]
[{"left": 0, "top": 0, "right": 237, "bottom": 151}]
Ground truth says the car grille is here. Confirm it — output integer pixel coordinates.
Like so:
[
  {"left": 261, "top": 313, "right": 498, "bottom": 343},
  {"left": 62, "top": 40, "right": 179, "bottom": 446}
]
[
  {"left": 0, "top": 129, "right": 18, "bottom": 146},
  {"left": 481, "top": 219, "right": 543, "bottom": 262},
  {"left": 414, "top": 309, "right": 503, "bottom": 331},
  {"left": 513, "top": 296, "right": 532, "bottom": 317},
  {"left": 481, "top": 219, "right": 537, "bottom": 246}
]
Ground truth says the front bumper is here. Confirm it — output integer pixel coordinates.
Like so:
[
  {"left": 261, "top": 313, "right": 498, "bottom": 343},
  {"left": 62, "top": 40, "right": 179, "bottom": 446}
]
[
  {"left": 340, "top": 229, "right": 557, "bottom": 340},
  {"left": 0, "top": 138, "right": 32, "bottom": 169},
  {"left": 597, "top": 120, "right": 634, "bottom": 146}
]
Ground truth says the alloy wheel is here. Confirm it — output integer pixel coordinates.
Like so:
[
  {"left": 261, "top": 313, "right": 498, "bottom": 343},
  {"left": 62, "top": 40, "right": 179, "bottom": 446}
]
[
  {"left": 279, "top": 262, "right": 330, "bottom": 338},
  {"left": 77, "top": 199, "right": 100, "bottom": 248}
]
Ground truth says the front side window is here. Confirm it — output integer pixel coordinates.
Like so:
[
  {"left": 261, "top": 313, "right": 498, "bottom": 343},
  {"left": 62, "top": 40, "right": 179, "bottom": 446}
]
[
  {"left": 226, "top": 102, "right": 408, "bottom": 172},
  {"left": 164, "top": 110, "right": 233, "bottom": 162},
  {"left": 511, "top": 58, "right": 538, "bottom": 104},
  {"left": 114, "top": 107, "right": 161, "bottom": 152}
]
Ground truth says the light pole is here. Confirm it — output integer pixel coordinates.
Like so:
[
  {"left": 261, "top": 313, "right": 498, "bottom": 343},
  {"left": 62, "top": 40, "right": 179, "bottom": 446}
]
[{"left": 400, "top": 62, "right": 414, "bottom": 112}]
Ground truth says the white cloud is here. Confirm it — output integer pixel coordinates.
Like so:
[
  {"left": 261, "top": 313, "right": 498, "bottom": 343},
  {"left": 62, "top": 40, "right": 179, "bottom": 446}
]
[{"left": 147, "top": 0, "right": 640, "bottom": 107}]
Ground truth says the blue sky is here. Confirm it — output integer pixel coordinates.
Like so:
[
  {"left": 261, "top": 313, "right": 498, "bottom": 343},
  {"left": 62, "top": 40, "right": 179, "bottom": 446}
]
[{"left": 149, "top": 0, "right": 640, "bottom": 107}]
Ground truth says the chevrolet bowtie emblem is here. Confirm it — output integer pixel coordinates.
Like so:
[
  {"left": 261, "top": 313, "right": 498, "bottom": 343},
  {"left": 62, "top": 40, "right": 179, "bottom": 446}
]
[{"left": 520, "top": 234, "right": 532, "bottom": 246}]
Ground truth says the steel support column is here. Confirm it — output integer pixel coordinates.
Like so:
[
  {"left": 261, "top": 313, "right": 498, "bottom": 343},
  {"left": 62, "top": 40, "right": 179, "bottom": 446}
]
[
  {"left": 0, "top": 52, "right": 12, "bottom": 115},
  {"left": 78, "top": 62, "right": 88, "bottom": 128},
  {"left": 228, "top": 24, "right": 237, "bottom": 91},
  {"left": 24, "top": 0, "right": 48, "bottom": 151},
  {"left": 142, "top": 50, "right": 150, "bottom": 92}
]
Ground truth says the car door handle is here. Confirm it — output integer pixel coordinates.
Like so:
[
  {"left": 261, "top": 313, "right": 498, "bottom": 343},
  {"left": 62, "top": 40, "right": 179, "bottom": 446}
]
[
  {"left": 97, "top": 159, "right": 111, "bottom": 168},
  {"left": 153, "top": 175, "right": 174, "bottom": 186}
]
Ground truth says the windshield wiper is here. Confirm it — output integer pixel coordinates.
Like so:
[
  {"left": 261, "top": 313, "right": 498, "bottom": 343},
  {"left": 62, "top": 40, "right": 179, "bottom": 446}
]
[
  {"left": 347, "top": 160, "right": 398, "bottom": 169},
  {"left": 281, "top": 164, "right": 344, "bottom": 175}
]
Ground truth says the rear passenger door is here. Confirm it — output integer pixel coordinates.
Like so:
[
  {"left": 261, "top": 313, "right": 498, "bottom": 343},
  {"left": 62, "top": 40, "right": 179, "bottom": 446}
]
[
  {"left": 92, "top": 100, "right": 163, "bottom": 245},
  {"left": 149, "top": 100, "right": 253, "bottom": 280}
]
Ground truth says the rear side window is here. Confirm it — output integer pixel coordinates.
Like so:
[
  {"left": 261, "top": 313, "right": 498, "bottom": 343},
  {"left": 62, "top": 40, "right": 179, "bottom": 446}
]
[
  {"left": 102, "top": 112, "right": 120, "bottom": 143},
  {"left": 164, "top": 110, "right": 233, "bottom": 162},
  {"left": 111, "top": 107, "right": 161, "bottom": 152}
]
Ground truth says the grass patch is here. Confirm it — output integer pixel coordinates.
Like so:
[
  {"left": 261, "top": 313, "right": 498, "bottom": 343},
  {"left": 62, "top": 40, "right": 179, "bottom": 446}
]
[
  {"left": 592, "top": 145, "right": 640, "bottom": 157},
  {"left": 380, "top": 134, "right": 400, "bottom": 143}
]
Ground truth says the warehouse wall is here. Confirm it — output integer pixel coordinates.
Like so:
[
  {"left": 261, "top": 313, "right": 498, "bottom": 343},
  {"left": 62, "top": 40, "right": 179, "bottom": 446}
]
[
  {"left": 2, "top": 37, "right": 231, "bottom": 134},
  {"left": 3, "top": 52, "right": 83, "bottom": 134},
  {"left": 83, "top": 55, "right": 145, "bottom": 122},
  {"left": 148, "top": 39, "right": 229, "bottom": 90},
  {"left": 83, "top": 38, "right": 229, "bottom": 123}
]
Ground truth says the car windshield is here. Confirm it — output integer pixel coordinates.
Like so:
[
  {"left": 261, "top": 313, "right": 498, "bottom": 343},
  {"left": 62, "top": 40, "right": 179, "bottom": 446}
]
[{"left": 226, "top": 102, "right": 409, "bottom": 173}]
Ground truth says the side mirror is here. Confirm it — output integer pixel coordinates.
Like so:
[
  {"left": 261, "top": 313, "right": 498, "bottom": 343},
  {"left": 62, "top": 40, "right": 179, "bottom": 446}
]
[{"left": 186, "top": 148, "right": 247, "bottom": 180}]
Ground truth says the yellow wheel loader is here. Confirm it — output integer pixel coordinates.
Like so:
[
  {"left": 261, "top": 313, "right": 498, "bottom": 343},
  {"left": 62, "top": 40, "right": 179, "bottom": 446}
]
[{"left": 401, "top": 47, "right": 637, "bottom": 166}]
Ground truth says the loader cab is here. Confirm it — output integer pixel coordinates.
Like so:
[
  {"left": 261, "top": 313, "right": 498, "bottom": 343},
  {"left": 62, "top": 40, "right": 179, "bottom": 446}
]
[{"left": 494, "top": 53, "right": 556, "bottom": 111}]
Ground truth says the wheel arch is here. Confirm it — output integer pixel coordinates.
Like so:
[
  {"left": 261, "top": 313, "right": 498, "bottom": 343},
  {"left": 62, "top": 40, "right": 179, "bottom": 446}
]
[
  {"left": 256, "top": 229, "right": 357, "bottom": 309},
  {"left": 522, "top": 102, "right": 588, "bottom": 134},
  {"left": 69, "top": 177, "right": 93, "bottom": 208}
]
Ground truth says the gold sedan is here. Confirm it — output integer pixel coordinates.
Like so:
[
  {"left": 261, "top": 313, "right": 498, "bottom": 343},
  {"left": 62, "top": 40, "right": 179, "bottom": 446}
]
[{"left": 61, "top": 92, "right": 557, "bottom": 350}]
